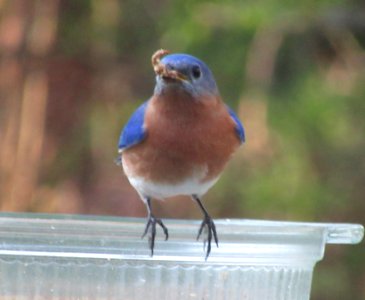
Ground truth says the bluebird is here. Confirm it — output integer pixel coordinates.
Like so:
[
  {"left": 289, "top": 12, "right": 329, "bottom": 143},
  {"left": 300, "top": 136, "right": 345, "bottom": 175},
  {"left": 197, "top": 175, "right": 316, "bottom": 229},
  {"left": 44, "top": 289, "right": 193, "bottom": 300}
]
[{"left": 117, "top": 49, "right": 245, "bottom": 259}]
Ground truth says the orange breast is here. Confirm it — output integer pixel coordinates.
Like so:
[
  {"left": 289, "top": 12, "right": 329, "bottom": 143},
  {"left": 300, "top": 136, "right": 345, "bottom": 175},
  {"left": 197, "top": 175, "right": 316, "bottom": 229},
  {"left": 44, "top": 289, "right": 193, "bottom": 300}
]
[{"left": 122, "top": 92, "right": 241, "bottom": 184}]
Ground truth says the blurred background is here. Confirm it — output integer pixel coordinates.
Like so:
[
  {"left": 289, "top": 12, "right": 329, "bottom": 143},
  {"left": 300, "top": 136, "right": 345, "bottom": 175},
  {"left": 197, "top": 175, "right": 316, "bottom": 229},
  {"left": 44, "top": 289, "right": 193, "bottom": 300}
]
[{"left": 0, "top": 0, "right": 364, "bottom": 298}]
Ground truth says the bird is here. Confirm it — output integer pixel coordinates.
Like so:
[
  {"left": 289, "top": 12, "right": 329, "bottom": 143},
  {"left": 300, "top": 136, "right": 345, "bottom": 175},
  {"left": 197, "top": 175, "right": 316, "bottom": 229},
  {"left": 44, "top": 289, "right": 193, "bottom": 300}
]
[{"left": 117, "top": 49, "right": 245, "bottom": 259}]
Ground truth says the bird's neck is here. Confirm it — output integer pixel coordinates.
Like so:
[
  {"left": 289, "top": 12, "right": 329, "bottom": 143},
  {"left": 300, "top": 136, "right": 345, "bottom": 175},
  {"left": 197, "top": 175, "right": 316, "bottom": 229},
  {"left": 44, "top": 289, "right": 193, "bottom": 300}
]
[{"left": 151, "top": 89, "right": 221, "bottom": 115}]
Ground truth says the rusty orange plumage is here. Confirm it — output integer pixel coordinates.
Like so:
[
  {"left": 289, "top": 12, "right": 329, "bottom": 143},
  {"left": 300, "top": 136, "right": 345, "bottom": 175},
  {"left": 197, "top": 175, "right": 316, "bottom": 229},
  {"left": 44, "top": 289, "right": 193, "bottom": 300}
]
[{"left": 118, "top": 49, "right": 245, "bottom": 259}]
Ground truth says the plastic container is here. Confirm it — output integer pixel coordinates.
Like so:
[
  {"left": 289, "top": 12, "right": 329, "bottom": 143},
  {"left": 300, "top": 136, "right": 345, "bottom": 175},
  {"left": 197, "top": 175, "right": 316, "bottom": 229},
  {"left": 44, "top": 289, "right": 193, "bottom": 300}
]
[{"left": 0, "top": 212, "right": 362, "bottom": 300}]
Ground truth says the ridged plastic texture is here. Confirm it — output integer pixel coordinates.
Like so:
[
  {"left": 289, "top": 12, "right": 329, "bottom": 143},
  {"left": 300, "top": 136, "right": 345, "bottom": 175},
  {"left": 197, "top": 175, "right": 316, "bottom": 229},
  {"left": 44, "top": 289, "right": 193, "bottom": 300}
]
[{"left": 0, "top": 213, "right": 362, "bottom": 300}]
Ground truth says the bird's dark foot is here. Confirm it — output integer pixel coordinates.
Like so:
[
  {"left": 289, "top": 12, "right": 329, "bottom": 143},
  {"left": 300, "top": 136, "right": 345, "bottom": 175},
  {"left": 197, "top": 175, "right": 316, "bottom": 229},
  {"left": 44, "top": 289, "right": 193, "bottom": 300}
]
[
  {"left": 196, "top": 214, "right": 218, "bottom": 260},
  {"left": 142, "top": 215, "right": 168, "bottom": 256}
]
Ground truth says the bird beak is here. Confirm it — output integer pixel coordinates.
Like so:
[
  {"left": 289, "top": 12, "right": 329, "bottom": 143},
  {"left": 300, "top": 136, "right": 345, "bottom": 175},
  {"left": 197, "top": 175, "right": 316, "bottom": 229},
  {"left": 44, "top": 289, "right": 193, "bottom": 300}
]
[
  {"left": 171, "top": 71, "right": 189, "bottom": 82},
  {"left": 153, "top": 49, "right": 188, "bottom": 82},
  {"left": 154, "top": 63, "right": 189, "bottom": 82},
  {"left": 159, "top": 70, "right": 189, "bottom": 82}
]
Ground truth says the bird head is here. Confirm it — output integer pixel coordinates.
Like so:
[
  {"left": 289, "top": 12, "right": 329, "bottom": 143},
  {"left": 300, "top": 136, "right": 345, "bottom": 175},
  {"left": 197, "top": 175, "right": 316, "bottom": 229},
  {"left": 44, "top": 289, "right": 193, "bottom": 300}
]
[{"left": 152, "top": 50, "right": 219, "bottom": 98}]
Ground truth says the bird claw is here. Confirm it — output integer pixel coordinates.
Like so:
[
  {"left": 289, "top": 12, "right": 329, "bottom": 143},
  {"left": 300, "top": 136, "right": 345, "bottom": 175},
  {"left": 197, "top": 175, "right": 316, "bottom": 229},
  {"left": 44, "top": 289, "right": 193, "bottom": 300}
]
[
  {"left": 196, "top": 215, "right": 219, "bottom": 260},
  {"left": 142, "top": 215, "right": 168, "bottom": 256}
]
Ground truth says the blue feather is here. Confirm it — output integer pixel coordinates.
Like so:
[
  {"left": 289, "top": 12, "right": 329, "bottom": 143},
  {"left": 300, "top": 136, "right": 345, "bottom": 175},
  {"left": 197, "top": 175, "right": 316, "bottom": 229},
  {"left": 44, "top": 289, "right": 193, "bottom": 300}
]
[
  {"left": 118, "top": 101, "right": 148, "bottom": 150},
  {"left": 227, "top": 106, "right": 245, "bottom": 143}
]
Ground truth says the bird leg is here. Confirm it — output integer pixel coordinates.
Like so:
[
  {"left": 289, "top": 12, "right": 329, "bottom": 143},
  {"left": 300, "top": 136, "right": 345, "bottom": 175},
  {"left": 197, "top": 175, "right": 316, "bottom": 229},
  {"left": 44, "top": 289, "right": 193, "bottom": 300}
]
[
  {"left": 192, "top": 195, "right": 219, "bottom": 260},
  {"left": 142, "top": 197, "right": 169, "bottom": 256}
]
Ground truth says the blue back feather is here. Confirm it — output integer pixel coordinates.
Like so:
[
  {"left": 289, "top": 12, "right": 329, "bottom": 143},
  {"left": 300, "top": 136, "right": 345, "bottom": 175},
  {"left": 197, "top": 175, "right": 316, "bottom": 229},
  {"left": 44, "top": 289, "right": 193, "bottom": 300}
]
[
  {"left": 118, "top": 101, "right": 148, "bottom": 150},
  {"left": 227, "top": 106, "right": 245, "bottom": 143}
]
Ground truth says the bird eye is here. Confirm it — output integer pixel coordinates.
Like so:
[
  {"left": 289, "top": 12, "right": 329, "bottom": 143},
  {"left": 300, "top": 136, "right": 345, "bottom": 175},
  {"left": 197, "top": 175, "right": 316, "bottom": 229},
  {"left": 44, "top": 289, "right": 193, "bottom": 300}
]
[{"left": 191, "top": 65, "right": 201, "bottom": 79}]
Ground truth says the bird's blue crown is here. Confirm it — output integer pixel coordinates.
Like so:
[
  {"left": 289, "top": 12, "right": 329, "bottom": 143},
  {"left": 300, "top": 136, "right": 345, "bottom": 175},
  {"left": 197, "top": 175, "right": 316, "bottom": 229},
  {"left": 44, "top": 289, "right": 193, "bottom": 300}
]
[{"left": 155, "top": 53, "right": 218, "bottom": 97}]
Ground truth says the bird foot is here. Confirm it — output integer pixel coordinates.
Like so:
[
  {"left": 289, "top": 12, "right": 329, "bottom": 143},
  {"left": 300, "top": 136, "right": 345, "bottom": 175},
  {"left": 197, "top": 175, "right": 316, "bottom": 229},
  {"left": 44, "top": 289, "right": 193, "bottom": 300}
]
[
  {"left": 142, "top": 215, "right": 168, "bottom": 256},
  {"left": 196, "top": 215, "right": 219, "bottom": 260}
]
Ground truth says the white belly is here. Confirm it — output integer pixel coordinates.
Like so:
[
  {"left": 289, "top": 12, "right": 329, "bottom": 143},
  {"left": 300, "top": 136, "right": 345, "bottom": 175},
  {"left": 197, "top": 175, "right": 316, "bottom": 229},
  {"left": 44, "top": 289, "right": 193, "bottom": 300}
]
[{"left": 125, "top": 174, "right": 219, "bottom": 200}]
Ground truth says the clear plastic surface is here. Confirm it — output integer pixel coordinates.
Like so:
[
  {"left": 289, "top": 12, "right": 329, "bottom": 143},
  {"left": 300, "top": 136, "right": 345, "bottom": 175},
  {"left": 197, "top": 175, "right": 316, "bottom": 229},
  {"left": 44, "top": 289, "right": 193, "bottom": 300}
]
[{"left": 0, "top": 212, "right": 362, "bottom": 300}]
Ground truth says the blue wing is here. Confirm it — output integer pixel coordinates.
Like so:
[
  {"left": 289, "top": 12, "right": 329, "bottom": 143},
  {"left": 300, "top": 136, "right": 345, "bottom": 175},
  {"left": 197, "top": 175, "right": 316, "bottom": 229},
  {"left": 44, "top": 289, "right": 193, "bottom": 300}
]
[
  {"left": 118, "top": 101, "right": 149, "bottom": 151},
  {"left": 227, "top": 106, "right": 245, "bottom": 143}
]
